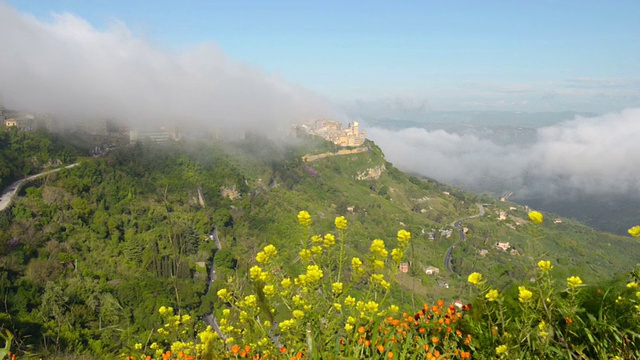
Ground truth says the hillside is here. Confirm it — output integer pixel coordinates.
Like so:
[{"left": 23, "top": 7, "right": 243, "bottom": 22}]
[{"left": 0, "top": 134, "right": 638, "bottom": 358}]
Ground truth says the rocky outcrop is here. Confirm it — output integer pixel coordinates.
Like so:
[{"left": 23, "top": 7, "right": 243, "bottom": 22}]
[{"left": 356, "top": 164, "right": 386, "bottom": 180}]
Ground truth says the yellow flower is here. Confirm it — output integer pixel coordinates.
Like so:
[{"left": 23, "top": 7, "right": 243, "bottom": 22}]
[
  {"left": 281, "top": 278, "right": 292, "bottom": 288},
  {"left": 134, "top": 343, "right": 142, "bottom": 350},
  {"left": 380, "top": 280, "right": 391, "bottom": 290},
  {"left": 257, "top": 244, "right": 278, "bottom": 263},
  {"left": 628, "top": 225, "right": 640, "bottom": 237},
  {"left": 299, "top": 249, "right": 312, "bottom": 261},
  {"left": 279, "top": 319, "right": 296, "bottom": 331},
  {"left": 305, "top": 265, "right": 324, "bottom": 283},
  {"left": 397, "top": 229, "right": 411, "bottom": 247},
  {"left": 528, "top": 211, "right": 544, "bottom": 224},
  {"left": 364, "top": 300, "right": 379, "bottom": 314},
  {"left": 468, "top": 272, "right": 483, "bottom": 285},
  {"left": 496, "top": 344, "right": 508, "bottom": 355},
  {"left": 370, "top": 239, "right": 388, "bottom": 258},
  {"left": 297, "top": 211, "right": 312, "bottom": 227},
  {"left": 537, "top": 260, "right": 553, "bottom": 272},
  {"left": 243, "top": 295, "right": 257, "bottom": 308},
  {"left": 323, "top": 233, "right": 336, "bottom": 247},
  {"left": 292, "top": 310, "right": 305, "bottom": 319},
  {"left": 333, "top": 303, "right": 342, "bottom": 311},
  {"left": 158, "top": 306, "right": 167, "bottom": 315},
  {"left": 485, "top": 289, "right": 499, "bottom": 302},
  {"left": 311, "top": 235, "right": 323, "bottom": 244},
  {"left": 311, "top": 245, "right": 323, "bottom": 255},
  {"left": 391, "top": 248, "right": 404, "bottom": 262},
  {"left": 626, "top": 282, "right": 638, "bottom": 289},
  {"left": 518, "top": 286, "right": 533, "bottom": 302},
  {"left": 332, "top": 282, "right": 343, "bottom": 295},
  {"left": 335, "top": 216, "right": 348, "bottom": 230},
  {"left": 567, "top": 276, "right": 583, "bottom": 288},
  {"left": 263, "top": 284, "right": 275, "bottom": 297},
  {"left": 351, "top": 257, "right": 363, "bottom": 273},
  {"left": 388, "top": 305, "right": 399, "bottom": 314},
  {"left": 217, "top": 288, "right": 230, "bottom": 301},
  {"left": 249, "top": 266, "right": 264, "bottom": 280},
  {"left": 344, "top": 323, "right": 354, "bottom": 332},
  {"left": 374, "top": 259, "right": 385, "bottom": 269},
  {"left": 344, "top": 296, "right": 356, "bottom": 306}
]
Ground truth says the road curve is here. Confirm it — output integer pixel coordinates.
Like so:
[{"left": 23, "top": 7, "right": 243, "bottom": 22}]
[
  {"left": 444, "top": 204, "right": 485, "bottom": 272},
  {"left": 0, "top": 163, "right": 80, "bottom": 211}
]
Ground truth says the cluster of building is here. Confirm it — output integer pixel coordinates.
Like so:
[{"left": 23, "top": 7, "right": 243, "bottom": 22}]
[{"left": 294, "top": 119, "right": 366, "bottom": 147}]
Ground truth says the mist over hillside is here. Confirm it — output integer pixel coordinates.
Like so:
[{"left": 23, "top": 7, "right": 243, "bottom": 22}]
[
  {"left": 358, "top": 109, "right": 640, "bottom": 235},
  {"left": 0, "top": 3, "right": 336, "bottom": 136}
]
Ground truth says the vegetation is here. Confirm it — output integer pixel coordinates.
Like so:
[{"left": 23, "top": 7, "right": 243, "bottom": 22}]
[{"left": 0, "top": 132, "right": 638, "bottom": 358}]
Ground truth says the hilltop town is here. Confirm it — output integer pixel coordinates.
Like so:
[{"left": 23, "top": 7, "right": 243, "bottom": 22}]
[{"left": 293, "top": 119, "right": 366, "bottom": 147}]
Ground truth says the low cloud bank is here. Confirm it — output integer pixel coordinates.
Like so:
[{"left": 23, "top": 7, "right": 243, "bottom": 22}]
[
  {"left": 0, "top": 4, "right": 333, "bottom": 134},
  {"left": 367, "top": 108, "right": 640, "bottom": 197}
]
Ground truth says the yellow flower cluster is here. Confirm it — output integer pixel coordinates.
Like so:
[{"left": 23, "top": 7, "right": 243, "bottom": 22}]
[
  {"left": 335, "top": 216, "right": 348, "bottom": 230},
  {"left": 391, "top": 248, "right": 404, "bottom": 263},
  {"left": 297, "top": 210, "right": 312, "bottom": 227},
  {"left": 518, "top": 286, "right": 533, "bottom": 303},
  {"left": 567, "top": 276, "right": 583, "bottom": 288},
  {"left": 332, "top": 282, "right": 344, "bottom": 295},
  {"left": 537, "top": 260, "right": 553, "bottom": 272},
  {"left": 496, "top": 344, "right": 508, "bottom": 355},
  {"left": 485, "top": 289, "right": 499, "bottom": 302},
  {"left": 467, "top": 272, "right": 483, "bottom": 286},
  {"left": 370, "top": 239, "right": 388, "bottom": 258},
  {"left": 256, "top": 244, "right": 278, "bottom": 264},
  {"left": 628, "top": 225, "right": 640, "bottom": 237},
  {"left": 351, "top": 257, "right": 364, "bottom": 274},
  {"left": 528, "top": 211, "right": 544, "bottom": 224},
  {"left": 295, "top": 265, "right": 324, "bottom": 287},
  {"left": 249, "top": 265, "right": 269, "bottom": 282},
  {"left": 323, "top": 233, "right": 336, "bottom": 247},
  {"left": 397, "top": 229, "right": 411, "bottom": 247}
]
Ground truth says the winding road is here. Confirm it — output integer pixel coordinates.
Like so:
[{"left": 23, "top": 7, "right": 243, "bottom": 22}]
[
  {"left": 0, "top": 163, "right": 80, "bottom": 211},
  {"left": 444, "top": 204, "right": 485, "bottom": 272}
]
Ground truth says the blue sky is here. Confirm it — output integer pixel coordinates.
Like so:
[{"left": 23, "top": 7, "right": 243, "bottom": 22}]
[{"left": 5, "top": 0, "right": 640, "bottom": 112}]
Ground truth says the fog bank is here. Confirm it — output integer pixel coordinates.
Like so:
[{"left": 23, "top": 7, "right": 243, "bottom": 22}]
[
  {"left": 367, "top": 108, "right": 640, "bottom": 197},
  {"left": 0, "top": 3, "right": 333, "bottom": 134}
]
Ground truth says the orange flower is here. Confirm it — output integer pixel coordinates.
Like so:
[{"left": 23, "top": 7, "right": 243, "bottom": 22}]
[
  {"left": 387, "top": 352, "right": 394, "bottom": 359},
  {"left": 377, "top": 345, "right": 385, "bottom": 353},
  {"left": 437, "top": 299, "right": 444, "bottom": 307},
  {"left": 456, "top": 329, "right": 462, "bottom": 336},
  {"left": 280, "top": 346, "right": 287, "bottom": 353},
  {"left": 364, "top": 340, "right": 371, "bottom": 347},
  {"left": 419, "top": 327, "right": 426, "bottom": 333},
  {"left": 231, "top": 345, "right": 241, "bottom": 355},
  {"left": 358, "top": 326, "right": 365, "bottom": 334},
  {"left": 162, "top": 351, "right": 172, "bottom": 360},
  {"left": 565, "top": 317, "right": 573, "bottom": 325},
  {"left": 423, "top": 344, "right": 429, "bottom": 352},
  {"left": 461, "top": 351, "right": 471, "bottom": 358},
  {"left": 432, "top": 336, "right": 439, "bottom": 344}
]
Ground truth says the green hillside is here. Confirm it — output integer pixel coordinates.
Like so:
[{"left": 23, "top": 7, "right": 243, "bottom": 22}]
[{"left": 0, "top": 134, "right": 638, "bottom": 358}]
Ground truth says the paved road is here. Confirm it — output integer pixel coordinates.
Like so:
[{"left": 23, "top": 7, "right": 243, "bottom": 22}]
[
  {"left": 202, "top": 226, "right": 224, "bottom": 338},
  {"left": 444, "top": 204, "right": 485, "bottom": 272},
  {"left": 0, "top": 163, "right": 80, "bottom": 211}
]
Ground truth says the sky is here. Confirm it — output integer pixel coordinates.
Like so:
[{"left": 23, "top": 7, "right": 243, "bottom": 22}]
[{"left": 3, "top": 0, "right": 640, "bottom": 113}]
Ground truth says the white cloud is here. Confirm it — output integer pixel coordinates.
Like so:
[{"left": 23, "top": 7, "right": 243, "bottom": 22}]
[
  {"left": 367, "top": 108, "right": 640, "bottom": 196},
  {"left": 0, "top": 4, "right": 333, "bottom": 134}
]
